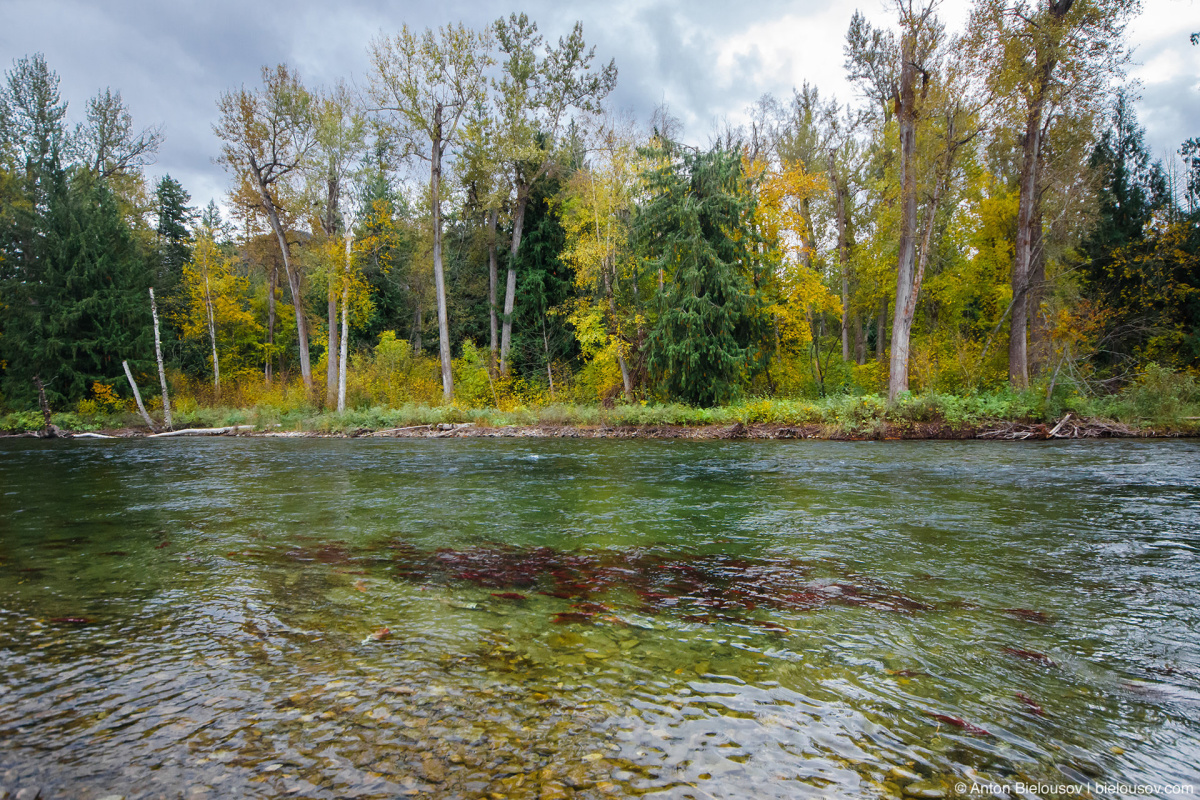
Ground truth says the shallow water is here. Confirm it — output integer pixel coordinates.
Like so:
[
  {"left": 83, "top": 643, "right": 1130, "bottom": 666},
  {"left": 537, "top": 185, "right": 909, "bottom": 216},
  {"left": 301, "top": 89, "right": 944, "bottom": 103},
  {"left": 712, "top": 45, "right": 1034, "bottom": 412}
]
[{"left": 0, "top": 438, "right": 1198, "bottom": 799}]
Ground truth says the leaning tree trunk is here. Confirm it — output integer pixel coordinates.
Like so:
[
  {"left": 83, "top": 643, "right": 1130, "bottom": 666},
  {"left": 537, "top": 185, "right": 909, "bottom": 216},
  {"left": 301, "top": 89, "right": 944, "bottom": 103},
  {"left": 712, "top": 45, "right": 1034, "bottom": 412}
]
[
  {"left": 500, "top": 183, "right": 529, "bottom": 376},
  {"left": 123, "top": 361, "right": 157, "bottom": 432},
  {"left": 430, "top": 107, "right": 454, "bottom": 403},
  {"left": 261, "top": 196, "right": 312, "bottom": 390}
]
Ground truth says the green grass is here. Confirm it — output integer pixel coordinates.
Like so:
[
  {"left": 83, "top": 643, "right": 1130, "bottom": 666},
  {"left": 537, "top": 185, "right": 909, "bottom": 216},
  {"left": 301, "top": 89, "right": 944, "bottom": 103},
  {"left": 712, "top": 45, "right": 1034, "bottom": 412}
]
[{"left": 4, "top": 366, "right": 1198, "bottom": 436}]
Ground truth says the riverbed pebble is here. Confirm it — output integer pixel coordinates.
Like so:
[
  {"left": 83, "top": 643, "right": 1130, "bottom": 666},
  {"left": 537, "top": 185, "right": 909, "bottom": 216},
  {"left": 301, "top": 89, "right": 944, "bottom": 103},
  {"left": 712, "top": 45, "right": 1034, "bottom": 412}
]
[{"left": 888, "top": 766, "right": 921, "bottom": 784}]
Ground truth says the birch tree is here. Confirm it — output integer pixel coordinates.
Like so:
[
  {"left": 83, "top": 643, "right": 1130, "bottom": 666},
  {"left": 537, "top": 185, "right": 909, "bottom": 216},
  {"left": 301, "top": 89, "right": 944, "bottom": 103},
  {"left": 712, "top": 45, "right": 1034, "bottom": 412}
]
[
  {"left": 369, "top": 24, "right": 493, "bottom": 403},
  {"left": 309, "top": 82, "right": 366, "bottom": 407},
  {"left": 214, "top": 64, "right": 316, "bottom": 389}
]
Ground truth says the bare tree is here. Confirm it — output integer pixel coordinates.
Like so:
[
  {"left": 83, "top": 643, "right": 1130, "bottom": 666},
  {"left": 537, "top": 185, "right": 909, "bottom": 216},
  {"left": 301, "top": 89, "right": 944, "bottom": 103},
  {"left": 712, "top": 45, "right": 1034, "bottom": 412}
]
[
  {"left": 369, "top": 24, "right": 493, "bottom": 402},
  {"left": 493, "top": 14, "right": 616, "bottom": 375},
  {"left": 215, "top": 64, "right": 317, "bottom": 389}
]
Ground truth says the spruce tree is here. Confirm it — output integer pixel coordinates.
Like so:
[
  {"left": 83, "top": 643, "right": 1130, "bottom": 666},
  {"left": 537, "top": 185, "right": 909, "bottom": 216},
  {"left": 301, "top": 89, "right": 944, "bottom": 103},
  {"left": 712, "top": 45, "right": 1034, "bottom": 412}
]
[
  {"left": 1, "top": 169, "right": 151, "bottom": 406},
  {"left": 638, "top": 141, "right": 766, "bottom": 406}
]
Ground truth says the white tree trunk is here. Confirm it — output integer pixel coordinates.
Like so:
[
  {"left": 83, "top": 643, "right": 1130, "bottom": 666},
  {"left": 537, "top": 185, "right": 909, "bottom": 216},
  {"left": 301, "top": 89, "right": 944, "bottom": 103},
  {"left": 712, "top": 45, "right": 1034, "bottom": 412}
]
[
  {"left": 149, "top": 287, "right": 172, "bottom": 429},
  {"left": 123, "top": 360, "right": 156, "bottom": 431},
  {"left": 338, "top": 239, "right": 350, "bottom": 412},
  {"left": 487, "top": 208, "right": 499, "bottom": 373},
  {"left": 204, "top": 273, "right": 220, "bottom": 398},
  {"left": 499, "top": 186, "right": 529, "bottom": 375},
  {"left": 430, "top": 108, "right": 454, "bottom": 403}
]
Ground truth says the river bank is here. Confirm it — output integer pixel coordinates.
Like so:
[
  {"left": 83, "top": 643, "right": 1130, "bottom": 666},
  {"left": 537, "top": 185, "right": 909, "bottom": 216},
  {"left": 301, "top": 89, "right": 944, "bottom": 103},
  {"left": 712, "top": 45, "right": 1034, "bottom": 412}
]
[{"left": 5, "top": 412, "right": 1192, "bottom": 441}]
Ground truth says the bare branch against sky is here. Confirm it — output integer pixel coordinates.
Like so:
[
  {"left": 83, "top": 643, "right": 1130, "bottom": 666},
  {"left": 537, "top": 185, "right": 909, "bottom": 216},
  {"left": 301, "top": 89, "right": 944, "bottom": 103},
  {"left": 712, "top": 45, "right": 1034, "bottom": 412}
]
[{"left": 2, "top": 0, "right": 1196, "bottom": 206}]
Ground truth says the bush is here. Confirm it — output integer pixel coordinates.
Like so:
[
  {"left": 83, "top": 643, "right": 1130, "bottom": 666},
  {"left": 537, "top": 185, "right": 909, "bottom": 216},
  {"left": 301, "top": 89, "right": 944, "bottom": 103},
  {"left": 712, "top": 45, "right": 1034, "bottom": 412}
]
[{"left": 1102, "top": 364, "right": 1200, "bottom": 426}]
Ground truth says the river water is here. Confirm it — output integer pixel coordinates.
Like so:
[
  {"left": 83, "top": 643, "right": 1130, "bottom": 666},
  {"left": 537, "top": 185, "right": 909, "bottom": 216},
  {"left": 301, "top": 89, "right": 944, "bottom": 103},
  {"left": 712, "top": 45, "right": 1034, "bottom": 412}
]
[{"left": 0, "top": 438, "right": 1197, "bottom": 799}]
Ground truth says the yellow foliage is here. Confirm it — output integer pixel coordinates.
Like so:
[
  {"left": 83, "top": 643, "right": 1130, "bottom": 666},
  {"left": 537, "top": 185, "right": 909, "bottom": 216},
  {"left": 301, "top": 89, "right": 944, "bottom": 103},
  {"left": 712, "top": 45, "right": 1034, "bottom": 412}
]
[
  {"left": 750, "top": 157, "right": 841, "bottom": 352},
  {"left": 181, "top": 233, "right": 264, "bottom": 379},
  {"left": 751, "top": 157, "right": 827, "bottom": 266}
]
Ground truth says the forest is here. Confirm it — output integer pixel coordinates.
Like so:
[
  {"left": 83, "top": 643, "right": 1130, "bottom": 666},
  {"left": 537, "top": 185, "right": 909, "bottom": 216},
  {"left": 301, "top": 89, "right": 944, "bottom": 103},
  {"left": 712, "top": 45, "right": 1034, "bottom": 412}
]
[{"left": 1, "top": 1, "right": 1198, "bottom": 433}]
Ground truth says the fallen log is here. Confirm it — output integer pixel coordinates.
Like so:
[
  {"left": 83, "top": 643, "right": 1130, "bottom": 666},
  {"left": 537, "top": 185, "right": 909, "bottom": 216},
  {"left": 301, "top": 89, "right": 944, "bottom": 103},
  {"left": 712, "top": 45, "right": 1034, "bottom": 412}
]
[
  {"left": 371, "top": 424, "right": 435, "bottom": 436},
  {"left": 147, "top": 425, "right": 245, "bottom": 438},
  {"left": 1047, "top": 413, "right": 1072, "bottom": 438},
  {"left": 72, "top": 432, "right": 117, "bottom": 439}
]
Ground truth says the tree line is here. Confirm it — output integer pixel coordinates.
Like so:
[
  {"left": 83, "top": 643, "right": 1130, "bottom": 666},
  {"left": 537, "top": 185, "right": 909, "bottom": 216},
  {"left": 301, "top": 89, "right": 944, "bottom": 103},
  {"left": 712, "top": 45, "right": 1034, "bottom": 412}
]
[{"left": 2, "top": 2, "right": 1197, "bottom": 412}]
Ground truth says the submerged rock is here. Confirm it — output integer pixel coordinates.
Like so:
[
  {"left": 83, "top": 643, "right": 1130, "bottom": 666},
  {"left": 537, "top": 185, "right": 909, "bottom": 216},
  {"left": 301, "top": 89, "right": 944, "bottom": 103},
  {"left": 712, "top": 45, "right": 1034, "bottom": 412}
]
[{"left": 887, "top": 766, "right": 921, "bottom": 784}]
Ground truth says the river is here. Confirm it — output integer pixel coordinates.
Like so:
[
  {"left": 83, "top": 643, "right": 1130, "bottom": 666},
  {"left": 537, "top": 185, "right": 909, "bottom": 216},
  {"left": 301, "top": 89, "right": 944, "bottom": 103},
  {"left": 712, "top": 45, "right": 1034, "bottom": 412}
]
[{"left": 1, "top": 438, "right": 1197, "bottom": 799}]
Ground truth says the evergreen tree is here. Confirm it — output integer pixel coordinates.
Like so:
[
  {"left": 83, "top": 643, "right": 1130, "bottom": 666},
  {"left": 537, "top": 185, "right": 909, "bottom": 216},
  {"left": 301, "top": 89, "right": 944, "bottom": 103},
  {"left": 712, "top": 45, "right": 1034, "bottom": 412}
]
[
  {"left": 1, "top": 169, "right": 152, "bottom": 407},
  {"left": 155, "top": 175, "right": 193, "bottom": 280},
  {"left": 153, "top": 175, "right": 194, "bottom": 353},
  {"left": 1079, "top": 93, "right": 1172, "bottom": 367},
  {"left": 507, "top": 173, "right": 578, "bottom": 383},
  {"left": 638, "top": 141, "right": 767, "bottom": 406}
]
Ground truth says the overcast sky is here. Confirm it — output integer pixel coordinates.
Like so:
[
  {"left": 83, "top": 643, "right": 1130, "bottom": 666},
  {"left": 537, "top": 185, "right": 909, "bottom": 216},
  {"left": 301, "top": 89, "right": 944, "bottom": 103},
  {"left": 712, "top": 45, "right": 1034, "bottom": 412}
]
[{"left": 3, "top": 0, "right": 1197, "bottom": 209}]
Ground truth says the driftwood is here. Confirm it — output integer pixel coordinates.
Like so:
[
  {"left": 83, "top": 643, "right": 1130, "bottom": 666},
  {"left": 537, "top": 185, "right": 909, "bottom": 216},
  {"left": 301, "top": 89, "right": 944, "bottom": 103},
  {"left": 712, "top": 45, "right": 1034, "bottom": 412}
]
[
  {"left": 122, "top": 360, "right": 158, "bottom": 432},
  {"left": 371, "top": 424, "right": 435, "bottom": 436},
  {"left": 72, "top": 432, "right": 116, "bottom": 439},
  {"left": 147, "top": 425, "right": 245, "bottom": 438},
  {"left": 1046, "top": 413, "right": 1072, "bottom": 437},
  {"left": 369, "top": 422, "right": 478, "bottom": 438},
  {"left": 434, "top": 422, "right": 476, "bottom": 437},
  {"left": 979, "top": 414, "right": 1142, "bottom": 440}
]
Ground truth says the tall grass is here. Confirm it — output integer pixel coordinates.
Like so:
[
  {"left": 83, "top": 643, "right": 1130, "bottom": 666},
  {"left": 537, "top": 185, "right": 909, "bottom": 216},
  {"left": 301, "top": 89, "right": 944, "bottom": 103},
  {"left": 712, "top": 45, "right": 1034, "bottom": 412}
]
[{"left": 3, "top": 348, "right": 1197, "bottom": 436}]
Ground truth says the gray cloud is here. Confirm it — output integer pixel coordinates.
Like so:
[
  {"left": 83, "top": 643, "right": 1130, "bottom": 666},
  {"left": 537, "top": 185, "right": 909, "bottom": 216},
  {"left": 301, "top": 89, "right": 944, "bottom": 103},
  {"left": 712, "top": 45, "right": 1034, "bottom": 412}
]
[{"left": 1, "top": 0, "right": 1189, "bottom": 209}]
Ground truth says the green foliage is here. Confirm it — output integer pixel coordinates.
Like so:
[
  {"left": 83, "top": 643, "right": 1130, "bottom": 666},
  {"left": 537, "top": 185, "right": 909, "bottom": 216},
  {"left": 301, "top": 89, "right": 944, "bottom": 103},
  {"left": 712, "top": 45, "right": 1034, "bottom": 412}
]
[
  {"left": 507, "top": 175, "right": 579, "bottom": 380},
  {"left": 1101, "top": 364, "right": 1200, "bottom": 425},
  {"left": 639, "top": 141, "right": 767, "bottom": 406},
  {"left": 1, "top": 168, "right": 152, "bottom": 407},
  {"left": 452, "top": 339, "right": 495, "bottom": 408}
]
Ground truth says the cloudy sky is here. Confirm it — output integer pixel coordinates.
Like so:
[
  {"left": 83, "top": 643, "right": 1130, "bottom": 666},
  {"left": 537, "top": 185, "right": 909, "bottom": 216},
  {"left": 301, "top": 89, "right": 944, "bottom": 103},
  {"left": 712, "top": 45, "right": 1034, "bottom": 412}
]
[{"left": 3, "top": 0, "right": 1197, "bottom": 208}]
